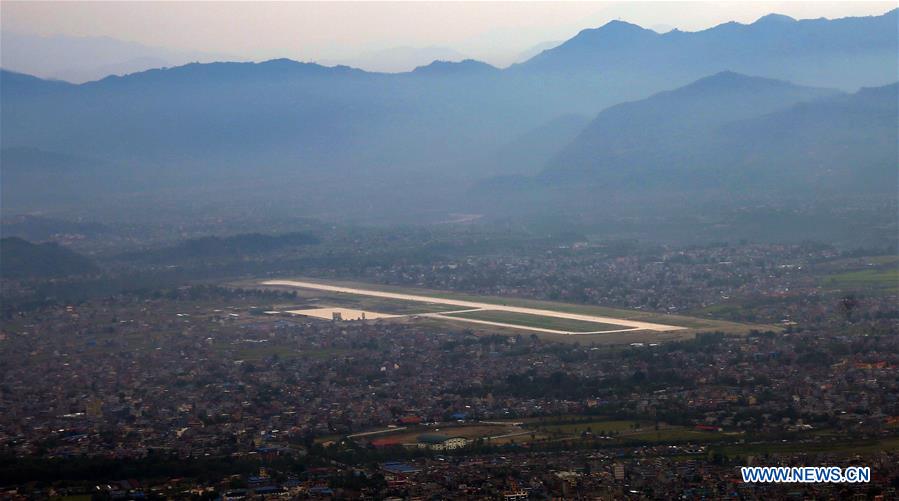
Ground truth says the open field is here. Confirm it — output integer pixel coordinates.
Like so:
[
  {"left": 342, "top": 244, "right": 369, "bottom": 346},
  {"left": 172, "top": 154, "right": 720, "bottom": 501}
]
[
  {"left": 279, "top": 291, "right": 462, "bottom": 314},
  {"left": 247, "top": 277, "right": 771, "bottom": 341},
  {"left": 714, "top": 436, "right": 899, "bottom": 457},
  {"left": 535, "top": 419, "right": 639, "bottom": 435},
  {"left": 350, "top": 423, "right": 542, "bottom": 446},
  {"left": 445, "top": 309, "right": 629, "bottom": 333},
  {"left": 822, "top": 267, "right": 899, "bottom": 293},
  {"left": 524, "top": 417, "right": 733, "bottom": 445},
  {"left": 624, "top": 428, "right": 729, "bottom": 443}
]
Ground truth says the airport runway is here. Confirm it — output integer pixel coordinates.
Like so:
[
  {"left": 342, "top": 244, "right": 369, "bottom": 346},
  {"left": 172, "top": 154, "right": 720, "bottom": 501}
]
[{"left": 263, "top": 279, "right": 685, "bottom": 334}]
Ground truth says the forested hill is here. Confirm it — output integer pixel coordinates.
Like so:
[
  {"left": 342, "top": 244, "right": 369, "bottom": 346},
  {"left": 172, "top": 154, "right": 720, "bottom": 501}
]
[{"left": 0, "top": 237, "right": 99, "bottom": 279}]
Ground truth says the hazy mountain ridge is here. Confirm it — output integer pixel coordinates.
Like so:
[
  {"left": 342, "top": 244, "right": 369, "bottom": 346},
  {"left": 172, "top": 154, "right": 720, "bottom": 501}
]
[
  {"left": 1, "top": 9, "right": 896, "bottom": 219},
  {"left": 321, "top": 46, "right": 469, "bottom": 73},
  {"left": 539, "top": 74, "right": 897, "bottom": 194},
  {"left": 518, "top": 9, "right": 897, "bottom": 87},
  {"left": 0, "top": 31, "right": 228, "bottom": 83},
  {"left": 509, "top": 8, "right": 897, "bottom": 113},
  {"left": 715, "top": 82, "right": 899, "bottom": 192},
  {"left": 411, "top": 59, "right": 500, "bottom": 76},
  {"left": 481, "top": 114, "right": 592, "bottom": 177},
  {"left": 0, "top": 237, "right": 99, "bottom": 279}
]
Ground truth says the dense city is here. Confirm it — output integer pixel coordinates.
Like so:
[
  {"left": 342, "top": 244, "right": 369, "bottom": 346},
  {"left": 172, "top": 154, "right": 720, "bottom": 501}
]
[{"left": 1, "top": 227, "right": 897, "bottom": 498}]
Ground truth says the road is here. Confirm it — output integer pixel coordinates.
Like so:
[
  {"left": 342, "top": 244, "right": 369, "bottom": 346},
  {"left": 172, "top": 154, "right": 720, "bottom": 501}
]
[{"left": 263, "top": 279, "right": 685, "bottom": 334}]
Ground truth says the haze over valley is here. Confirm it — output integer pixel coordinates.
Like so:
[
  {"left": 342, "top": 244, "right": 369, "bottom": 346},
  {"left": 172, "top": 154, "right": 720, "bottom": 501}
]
[{"left": 2, "top": 7, "right": 896, "bottom": 244}]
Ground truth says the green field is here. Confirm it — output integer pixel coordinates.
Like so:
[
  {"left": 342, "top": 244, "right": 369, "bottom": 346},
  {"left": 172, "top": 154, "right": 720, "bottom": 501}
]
[
  {"left": 528, "top": 418, "right": 729, "bottom": 444},
  {"left": 714, "top": 436, "right": 899, "bottom": 457},
  {"left": 445, "top": 309, "right": 630, "bottom": 332},
  {"left": 537, "top": 419, "right": 639, "bottom": 435},
  {"left": 280, "top": 289, "right": 463, "bottom": 314},
  {"left": 862, "top": 255, "right": 899, "bottom": 265},
  {"left": 624, "top": 428, "right": 727, "bottom": 443},
  {"left": 822, "top": 267, "right": 899, "bottom": 293}
]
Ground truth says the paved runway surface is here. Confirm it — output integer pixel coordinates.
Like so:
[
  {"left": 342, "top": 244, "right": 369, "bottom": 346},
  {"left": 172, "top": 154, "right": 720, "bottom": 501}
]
[{"left": 264, "top": 280, "right": 685, "bottom": 334}]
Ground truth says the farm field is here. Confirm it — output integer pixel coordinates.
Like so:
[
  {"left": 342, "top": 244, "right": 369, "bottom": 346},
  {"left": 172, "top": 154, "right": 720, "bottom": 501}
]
[{"left": 822, "top": 267, "right": 899, "bottom": 293}]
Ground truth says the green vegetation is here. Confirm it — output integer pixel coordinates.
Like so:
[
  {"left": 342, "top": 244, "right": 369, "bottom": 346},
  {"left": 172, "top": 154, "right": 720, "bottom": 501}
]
[
  {"left": 822, "top": 267, "right": 899, "bottom": 293},
  {"left": 714, "top": 436, "right": 899, "bottom": 457},
  {"left": 538, "top": 419, "right": 638, "bottom": 435},
  {"left": 300, "top": 293, "right": 462, "bottom": 315},
  {"left": 624, "top": 428, "right": 726, "bottom": 443},
  {"left": 860, "top": 255, "right": 899, "bottom": 265},
  {"left": 445, "top": 309, "right": 629, "bottom": 332},
  {"left": 526, "top": 416, "right": 732, "bottom": 445}
]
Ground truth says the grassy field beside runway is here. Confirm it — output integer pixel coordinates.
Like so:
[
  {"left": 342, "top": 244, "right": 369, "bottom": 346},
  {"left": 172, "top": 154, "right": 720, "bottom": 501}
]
[
  {"left": 276, "top": 287, "right": 463, "bottom": 314},
  {"left": 443, "top": 309, "right": 631, "bottom": 332}
]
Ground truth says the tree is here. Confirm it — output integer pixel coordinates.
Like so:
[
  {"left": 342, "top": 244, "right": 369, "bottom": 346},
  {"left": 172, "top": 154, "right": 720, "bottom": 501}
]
[{"left": 840, "top": 295, "right": 859, "bottom": 321}]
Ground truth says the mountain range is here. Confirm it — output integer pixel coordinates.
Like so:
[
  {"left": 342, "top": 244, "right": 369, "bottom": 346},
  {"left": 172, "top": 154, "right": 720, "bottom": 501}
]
[
  {"left": 1, "top": 9, "right": 896, "bottom": 222},
  {"left": 320, "top": 46, "right": 469, "bottom": 73},
  {"left": 0, "top": 31, "right": 228, "bottom": 83},
  {"left": 0, "top": 237, "right": 98, "bottom": 279},
  {"left": 540, "top": 72, "right": 896, "bottom": 192}
]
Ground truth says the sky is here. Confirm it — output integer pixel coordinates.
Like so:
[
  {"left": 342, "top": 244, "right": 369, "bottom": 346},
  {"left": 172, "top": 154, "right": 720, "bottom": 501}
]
[{"left": 2, "top": 1, "right": 895, "bottom": 70}]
